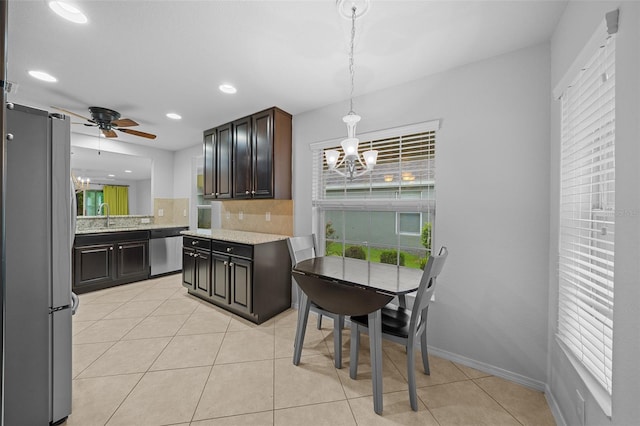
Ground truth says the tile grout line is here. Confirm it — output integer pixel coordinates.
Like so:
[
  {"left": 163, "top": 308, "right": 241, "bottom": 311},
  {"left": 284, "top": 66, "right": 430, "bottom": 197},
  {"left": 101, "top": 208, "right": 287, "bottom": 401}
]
[{"left": 471, "top": 377, "right": 526, "bottom": 426}]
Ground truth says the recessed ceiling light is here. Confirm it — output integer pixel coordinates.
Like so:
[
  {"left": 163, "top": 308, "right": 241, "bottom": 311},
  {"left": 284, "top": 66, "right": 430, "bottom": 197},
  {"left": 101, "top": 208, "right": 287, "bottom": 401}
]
[
  {"left": 219, "top": 84, "right": 237, "bottom": 94},
  {"left": 48, "top": 1, "right": 88, "bottom": 24},
  {"left": 166, "top": 113, "right": 182, "bottom": 120},
  {"left": 28, "top": 70, "right": 57, "bottom": 82},
  {"left": 107, "top": 174, "right": 115, "bottom": 177},
  {"left": 124, "top": 170, "right": 132, "bottom": 173}
]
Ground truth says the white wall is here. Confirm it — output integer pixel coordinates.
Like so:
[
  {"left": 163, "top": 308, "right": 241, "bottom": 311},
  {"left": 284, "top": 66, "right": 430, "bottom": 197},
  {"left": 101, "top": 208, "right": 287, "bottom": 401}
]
[
  {"left": 293, "top": 43, "right": 551, "bottom": 385},
  {"left": 132, "top": 179, "right": 152, "bottom": 215},
  {"left": 549, "top": 2, "right": 640, "bottom": 424}
]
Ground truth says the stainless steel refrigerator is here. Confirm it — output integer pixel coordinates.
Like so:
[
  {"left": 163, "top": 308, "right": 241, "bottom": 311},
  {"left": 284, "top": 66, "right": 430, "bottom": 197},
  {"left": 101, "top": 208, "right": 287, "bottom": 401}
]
[{"left": 4, "top": 103, "right": 77, "bottom": 425}]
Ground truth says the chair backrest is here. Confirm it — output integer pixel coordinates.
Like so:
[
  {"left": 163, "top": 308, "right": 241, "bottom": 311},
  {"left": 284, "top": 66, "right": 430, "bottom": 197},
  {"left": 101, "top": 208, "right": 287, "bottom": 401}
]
[
  {"left": 287, "top": 234, "right": 317, "bottom": 265},
  {"left": 411, "top": 246, "right": 449, "bottom": 321}
]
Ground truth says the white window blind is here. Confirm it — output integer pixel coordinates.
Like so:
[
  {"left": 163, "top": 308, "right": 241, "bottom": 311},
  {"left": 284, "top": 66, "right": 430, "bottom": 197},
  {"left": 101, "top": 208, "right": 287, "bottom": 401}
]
[
  {"left": 312, "top": 127, "right": 436, "bottom": 207},
  {"left": 558, "top": 33, "right": 615, "bottom": 396}
]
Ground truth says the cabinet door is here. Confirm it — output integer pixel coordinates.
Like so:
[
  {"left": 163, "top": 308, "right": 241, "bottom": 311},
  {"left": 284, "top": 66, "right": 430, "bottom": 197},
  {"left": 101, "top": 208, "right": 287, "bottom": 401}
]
[
  {"left": 251, "top": 109, "right": 274, "bottom": 198},
  {"left": 73, "top": 243, "right": 114, "bottom": 288},
  {"left": 232, "top": 116, "right": 252, "bottom": 198},
  {"left": 230, "top": 257, "right": 252, "bottom": 315},
  {"left": 195, "top": 249, "right": 211, "bottom": 295},
  {"left": 216, "top": 123, "right": 233, "bottom": 199},
  {"left": 116, "top": 240, "right": 149, "bottom": 279},
  {"left": 203, "top": 130, "right": 215, "bottom": 198},
  {"left": 182, "top": 247, "right": 196, "bottom": 289},
  {"left": 210, "top": 253, "right": 230, "bottom": 304}
]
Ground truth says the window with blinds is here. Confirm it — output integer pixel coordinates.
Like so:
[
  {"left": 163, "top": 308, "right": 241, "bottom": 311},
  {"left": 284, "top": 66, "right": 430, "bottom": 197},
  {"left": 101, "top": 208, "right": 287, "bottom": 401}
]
[
  {"left": 311, "top": 121, "right": 438, "bottom": 268},
  {"left": 558, "top": 33, "right": 615, "bottom": 396}
]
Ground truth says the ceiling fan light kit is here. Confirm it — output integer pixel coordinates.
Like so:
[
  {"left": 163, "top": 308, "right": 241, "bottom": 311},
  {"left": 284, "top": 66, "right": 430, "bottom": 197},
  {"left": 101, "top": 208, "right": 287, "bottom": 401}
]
[{"left": 52, "top": 106, "right": 157, "bottom": 140}]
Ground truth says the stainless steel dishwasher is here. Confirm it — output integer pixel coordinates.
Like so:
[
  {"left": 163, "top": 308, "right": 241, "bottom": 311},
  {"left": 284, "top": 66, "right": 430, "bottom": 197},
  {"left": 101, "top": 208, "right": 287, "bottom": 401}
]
[{"left": 149, "top": 227, "right": 188, "bottom": 276}]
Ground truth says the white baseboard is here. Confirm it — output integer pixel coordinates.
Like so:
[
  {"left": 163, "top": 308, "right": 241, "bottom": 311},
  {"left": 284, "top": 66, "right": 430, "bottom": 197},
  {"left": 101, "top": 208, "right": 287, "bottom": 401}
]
[
  {"left": 544, "top": 383, "right": 568, "bottom": 426},
  {"left": 425, "top": 345, "right": 546, "bottom": 391}
]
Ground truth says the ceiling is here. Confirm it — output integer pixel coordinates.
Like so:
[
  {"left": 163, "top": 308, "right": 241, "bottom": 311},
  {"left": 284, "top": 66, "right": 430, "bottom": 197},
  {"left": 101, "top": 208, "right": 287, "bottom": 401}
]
[{"left": 7, "top": 0, "right": 567, "bottom": 152}]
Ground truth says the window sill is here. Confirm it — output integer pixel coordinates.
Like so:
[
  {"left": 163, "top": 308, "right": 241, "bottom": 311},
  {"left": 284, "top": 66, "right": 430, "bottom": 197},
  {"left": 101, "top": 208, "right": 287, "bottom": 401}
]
[{"left": 556, "top": 337, "right": 612, "bottom": 419}]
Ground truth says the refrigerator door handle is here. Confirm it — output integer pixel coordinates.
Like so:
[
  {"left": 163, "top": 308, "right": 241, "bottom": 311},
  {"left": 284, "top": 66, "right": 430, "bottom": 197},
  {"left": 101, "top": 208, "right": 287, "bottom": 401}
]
[{"left": 71, "top": 292, "right": 79, "bottom": 315}]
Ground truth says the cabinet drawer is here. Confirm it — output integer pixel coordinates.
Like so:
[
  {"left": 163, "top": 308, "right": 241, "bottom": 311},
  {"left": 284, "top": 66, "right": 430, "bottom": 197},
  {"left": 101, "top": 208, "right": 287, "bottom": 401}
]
[
  {"left": 210, "top": 240, "right": 253, "bottom": 259},
  {"left": 184, "top": 237, "right": 211, "bottom": 250}
]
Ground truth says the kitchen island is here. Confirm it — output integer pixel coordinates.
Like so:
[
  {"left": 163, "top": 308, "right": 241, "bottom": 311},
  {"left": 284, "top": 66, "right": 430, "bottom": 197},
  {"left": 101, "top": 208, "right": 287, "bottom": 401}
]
[{"left": 181, "top": 229, "right": 291, "bottom": 324}]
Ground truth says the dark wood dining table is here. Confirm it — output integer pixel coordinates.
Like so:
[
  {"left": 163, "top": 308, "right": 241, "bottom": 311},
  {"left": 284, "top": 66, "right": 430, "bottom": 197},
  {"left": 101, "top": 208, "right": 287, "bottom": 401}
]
[{"left": 292, "top": 256, "right": 423, "bottom": 414}]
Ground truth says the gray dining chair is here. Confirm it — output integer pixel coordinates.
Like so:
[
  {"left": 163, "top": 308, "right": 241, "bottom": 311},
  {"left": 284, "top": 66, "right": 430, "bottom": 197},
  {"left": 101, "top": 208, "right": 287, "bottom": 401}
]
[
  {"left": 349, "top": 246, "right": 449, "bottom": 411},
  {"left": 287, "top": 235, "right": 346, "bottom": 368}
]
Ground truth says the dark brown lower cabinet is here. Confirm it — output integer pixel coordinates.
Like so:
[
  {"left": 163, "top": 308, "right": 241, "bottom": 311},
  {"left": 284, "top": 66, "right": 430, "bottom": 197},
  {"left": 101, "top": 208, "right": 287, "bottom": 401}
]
[
  {"left": 73, "top": 231, "right": 150, "bottom": 293},
  {"left": 182, "top": 235, "right": 290, "bottom": 324}
]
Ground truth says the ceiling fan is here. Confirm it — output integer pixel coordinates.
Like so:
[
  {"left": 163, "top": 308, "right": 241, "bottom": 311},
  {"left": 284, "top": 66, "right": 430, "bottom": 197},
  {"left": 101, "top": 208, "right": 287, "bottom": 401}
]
[{"left": 52, "top": 106, "right": 157, "bottom": 140}]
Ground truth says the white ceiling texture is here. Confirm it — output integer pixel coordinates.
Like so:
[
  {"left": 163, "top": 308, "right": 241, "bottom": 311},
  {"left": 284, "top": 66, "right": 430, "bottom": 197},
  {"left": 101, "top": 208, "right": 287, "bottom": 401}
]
[{"left": 6, "top": 0, "right": 566, "bottom": 154}]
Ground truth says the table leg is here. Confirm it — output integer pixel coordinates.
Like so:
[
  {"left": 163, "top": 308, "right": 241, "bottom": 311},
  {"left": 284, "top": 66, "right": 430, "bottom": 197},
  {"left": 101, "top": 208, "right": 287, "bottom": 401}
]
[
  {"left": 293, "top": 291, "right": 311, "bottom": 366},
  {"left": 368, "top": 310, "right": 383, "bottom": 415}
]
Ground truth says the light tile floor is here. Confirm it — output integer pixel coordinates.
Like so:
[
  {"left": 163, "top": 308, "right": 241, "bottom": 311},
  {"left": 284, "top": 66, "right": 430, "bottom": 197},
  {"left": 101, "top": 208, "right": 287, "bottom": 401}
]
[{"left": 66, "top": 274, "right": 557, "bottom": 426}]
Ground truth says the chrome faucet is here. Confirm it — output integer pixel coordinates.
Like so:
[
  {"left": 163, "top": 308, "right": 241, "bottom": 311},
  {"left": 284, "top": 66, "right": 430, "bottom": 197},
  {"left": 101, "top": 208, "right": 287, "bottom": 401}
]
[{"left": 98, "top": 202, "right": 110, "bottom": 228}]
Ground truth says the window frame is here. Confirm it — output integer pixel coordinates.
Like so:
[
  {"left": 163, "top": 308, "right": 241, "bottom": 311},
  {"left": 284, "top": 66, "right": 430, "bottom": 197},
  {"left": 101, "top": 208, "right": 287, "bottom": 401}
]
[
  {"left": 311, "top": 120, "right": 439, "bottom": 265},
  {"left": 555, "top": 14, "right": 617, "bottom": 417}
]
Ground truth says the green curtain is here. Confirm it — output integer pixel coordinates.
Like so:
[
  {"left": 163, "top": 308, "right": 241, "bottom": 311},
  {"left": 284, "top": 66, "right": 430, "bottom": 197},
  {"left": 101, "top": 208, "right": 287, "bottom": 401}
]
[{"left": 103, "top": 185, "right": 129, "bottom": 215}]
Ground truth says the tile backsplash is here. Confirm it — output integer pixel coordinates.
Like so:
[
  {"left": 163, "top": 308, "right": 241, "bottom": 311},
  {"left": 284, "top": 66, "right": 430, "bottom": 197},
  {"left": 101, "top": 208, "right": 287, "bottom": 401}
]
[
  {"left": 219, "top": 199, "right": 293, "bottom": 236},
  {"left": 154, "top": 198, "right": 189, "bottom": 226}
]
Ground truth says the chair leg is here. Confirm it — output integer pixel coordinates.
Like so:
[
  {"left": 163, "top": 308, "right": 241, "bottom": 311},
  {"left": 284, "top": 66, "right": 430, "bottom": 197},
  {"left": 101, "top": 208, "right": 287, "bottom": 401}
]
[
  {"left": 333, "top": 315, "right": 342, "bottom": 369},
  {"left": 349, "top": 323, "right": 360, "bottom": 379},
  {"left": 293, "top": 292, "right": 311, "bottom": 366},
  {"left": 420, "top": 327, "right": 430, "bottom": 375},
  {"left": 406, "top": 345, "right": 418, "bottom": 411}
]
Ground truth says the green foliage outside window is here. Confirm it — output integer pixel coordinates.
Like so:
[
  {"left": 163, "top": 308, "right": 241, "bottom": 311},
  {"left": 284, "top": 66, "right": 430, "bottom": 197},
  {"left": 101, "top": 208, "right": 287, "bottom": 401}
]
[{"left": 380, "top": 249, "right": 405, "bottom": 266}]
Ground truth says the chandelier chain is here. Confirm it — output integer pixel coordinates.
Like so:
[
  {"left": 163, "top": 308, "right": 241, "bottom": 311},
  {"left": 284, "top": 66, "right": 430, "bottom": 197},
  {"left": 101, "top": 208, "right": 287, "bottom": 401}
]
[{"left": 348, "top": 5, "right": 356, "bottom": 114}]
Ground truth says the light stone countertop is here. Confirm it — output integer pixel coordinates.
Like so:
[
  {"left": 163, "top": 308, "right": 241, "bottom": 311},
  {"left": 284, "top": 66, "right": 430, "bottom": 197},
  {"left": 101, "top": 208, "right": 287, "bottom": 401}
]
[
  {"left": 181, "top": 229, "right": 290, "bottom": 245},
  {"left": 76, "top": 224, "right": 188, "bottom": 235}
]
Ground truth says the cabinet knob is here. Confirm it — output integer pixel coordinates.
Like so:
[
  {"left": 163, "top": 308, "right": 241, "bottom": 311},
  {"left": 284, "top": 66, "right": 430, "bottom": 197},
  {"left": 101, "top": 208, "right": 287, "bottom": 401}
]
[
  {"left": 251, "top": 190, "right": 255, "bottom": 194},
  {"left": 226, "top": 247, "right": 232, "bottom": 253},
  {"left": 229, "top": 262, "right": 234, "bottom": 267},
  {"left": 192, "top": 241, "right": 198, "bottom": 246},
  {"left": 223, "top": 261, "right": 228, "bottom": 266},
  {"left": 245, "top": 190, "right": 250, "bottom": 195},
  {"left": 110, "top": 247, "right": 113, "bottom": 251},
  {"left": 215, "top": 192, "right": 219, "bottom": 196}
]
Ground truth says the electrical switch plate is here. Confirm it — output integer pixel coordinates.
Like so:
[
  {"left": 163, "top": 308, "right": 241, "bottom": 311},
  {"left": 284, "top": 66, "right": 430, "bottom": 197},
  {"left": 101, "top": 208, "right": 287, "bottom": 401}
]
[
  {"left": 158, "top": 209, "right": 164, "bottom": 217},
  {"left": 265, "top": 212, "right": 271, "bottom": 221},
  {"left": 183, "top": 209, "right": 187, "bottom": 217}
]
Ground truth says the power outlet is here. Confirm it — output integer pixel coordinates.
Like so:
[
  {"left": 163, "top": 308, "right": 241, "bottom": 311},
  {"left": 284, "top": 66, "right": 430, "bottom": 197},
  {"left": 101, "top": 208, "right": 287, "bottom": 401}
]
[
  {"left": 576, "top": 389, "right": 585, "bottom": 426},
  {"left": 140, "top": 218, "right": 151, "bottom": 224},
  {"left": 158, "top": 209, "right": 164, "bottom": 217},
  {"left": 265, "top": 211, "right": 271, "bottom": 221},
  {"left": 183, "top": 209, "right": 187, "bottom": 217}
]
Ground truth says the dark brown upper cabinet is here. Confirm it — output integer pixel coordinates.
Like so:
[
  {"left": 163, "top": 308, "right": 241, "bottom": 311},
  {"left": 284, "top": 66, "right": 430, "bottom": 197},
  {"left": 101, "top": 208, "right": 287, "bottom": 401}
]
[
  {"left": 203, "top": 107, "right": 291, "bottom": 200},
  {"left": 203, "top": 123, "right": 233, "bottom": 199}
]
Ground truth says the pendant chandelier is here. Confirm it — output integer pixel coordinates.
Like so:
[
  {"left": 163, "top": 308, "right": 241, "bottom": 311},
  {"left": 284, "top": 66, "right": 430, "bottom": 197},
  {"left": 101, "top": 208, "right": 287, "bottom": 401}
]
[{"left": 325, "top": 0, "right": 377, "bottom": 180}]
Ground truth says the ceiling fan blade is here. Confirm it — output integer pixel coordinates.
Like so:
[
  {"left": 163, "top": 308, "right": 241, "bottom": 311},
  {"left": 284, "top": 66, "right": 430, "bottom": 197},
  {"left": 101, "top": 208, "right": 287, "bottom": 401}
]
[
  {"left": 118, "top": 128, "right": 157, "bottom": 140},
  {"left": 111, "top": 118, "right": 138, "bottom": 127},
  {"left": 51, "top": 106, "right": 93, "bottom": 122},
  {"left": 102, "top": 129, "right": 118, "bottom": 138}
]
